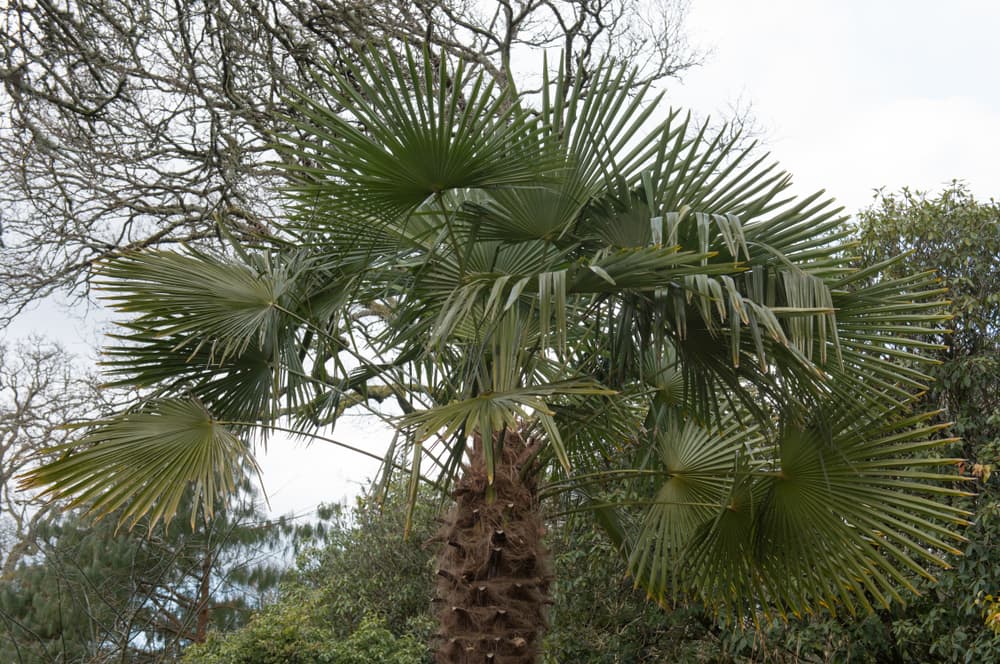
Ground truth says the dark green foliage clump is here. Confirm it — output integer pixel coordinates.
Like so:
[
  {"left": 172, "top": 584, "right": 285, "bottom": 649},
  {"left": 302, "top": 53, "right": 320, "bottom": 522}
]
[
  {"left": 185, "top": 602, "right": 427, "bottom": 664},
  {"left": 852, "top": 185, "right": 1000, "bottom": 661},
  {"left": 183, "top": 489, "right": 437, "bottom": 664}
]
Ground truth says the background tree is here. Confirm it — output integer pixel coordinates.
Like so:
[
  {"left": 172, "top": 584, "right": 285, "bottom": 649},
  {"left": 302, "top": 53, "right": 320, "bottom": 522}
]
[
  {"left": 0, "top": 0, "right": 701, "bottom": 324},
  {"left": 0, "top": 484, "right": 310, "bottom": 663},
  {"left": 853, "top": 185, "right": 1000, "bottom": 661},
  {"left": 0, "top": 339, "right": 108, "bottom": 575}
]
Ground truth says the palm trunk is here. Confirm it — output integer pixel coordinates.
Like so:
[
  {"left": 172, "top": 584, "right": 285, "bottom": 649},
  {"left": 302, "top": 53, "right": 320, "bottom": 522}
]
[{"left": 432, "top": 428, "right": 552, "bottom": 664}]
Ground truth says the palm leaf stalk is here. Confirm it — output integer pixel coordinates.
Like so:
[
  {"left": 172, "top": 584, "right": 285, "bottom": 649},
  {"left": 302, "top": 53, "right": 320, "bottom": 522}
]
[{"left": 23, "top": 48, "right": 968, "bottom": 662}]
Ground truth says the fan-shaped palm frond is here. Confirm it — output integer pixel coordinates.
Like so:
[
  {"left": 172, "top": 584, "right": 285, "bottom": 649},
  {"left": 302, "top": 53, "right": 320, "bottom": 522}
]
[
  {"left": 280, "top": 46, "right": 563, "bottom": 248},
  {"left": 98, "top": 248, "right": 358, "bottom": 422},
  {"left": 21, "top": 399, "right": 251, "bottom": 529},
  {"left": 618, "top": 404, "right": 969, "bottom": 619}
]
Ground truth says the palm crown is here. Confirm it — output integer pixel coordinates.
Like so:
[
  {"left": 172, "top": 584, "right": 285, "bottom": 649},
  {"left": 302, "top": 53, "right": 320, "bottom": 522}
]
[{"left": 25, "top": 48, "right": 968, "bottom": 653}]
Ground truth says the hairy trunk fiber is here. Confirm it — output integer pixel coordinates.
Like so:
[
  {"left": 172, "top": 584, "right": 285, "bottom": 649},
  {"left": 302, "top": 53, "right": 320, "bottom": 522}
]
[{"left": 432, "top": 428, "right": 552, "bottom": 664}]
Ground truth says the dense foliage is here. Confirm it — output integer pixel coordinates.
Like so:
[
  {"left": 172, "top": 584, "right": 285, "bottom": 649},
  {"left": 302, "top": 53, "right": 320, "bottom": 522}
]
[
  {"left": 853, "top": 185, "right": 1000, "bottom": 661},
  {"left": 182, "top": 185, "right": 1000, "bottom": 664},
  {"left": 716, "top": 185, "right": 1000, "bottom": 662},
  {"left": 183, "top": 491, "right": 437, "bottom": 664},
  {"left": 0, "top": 485, "right": 308, "bottom": 662}
]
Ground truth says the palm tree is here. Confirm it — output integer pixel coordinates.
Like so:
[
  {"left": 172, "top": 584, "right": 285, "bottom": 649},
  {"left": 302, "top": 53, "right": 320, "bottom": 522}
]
[{"left": 24, "top": 50, "right": 969, "bottom": 663}]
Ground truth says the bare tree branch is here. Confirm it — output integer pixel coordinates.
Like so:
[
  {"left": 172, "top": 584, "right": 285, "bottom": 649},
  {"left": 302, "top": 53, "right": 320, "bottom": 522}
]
[
  {"left": 0, "top": 0, "right": 702, "bottom": 324},
  {"left": 0, "top": 338, "right": 107, "bottom": 576}
]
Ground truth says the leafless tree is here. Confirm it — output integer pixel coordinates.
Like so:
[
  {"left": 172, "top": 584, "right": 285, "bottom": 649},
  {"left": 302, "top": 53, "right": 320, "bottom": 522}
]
[
  {"left": 0, "top": 0, "right": 702, "bottom": 323},
  {"left": 0, "top": 339, "right": 110, "bottom": 575}
]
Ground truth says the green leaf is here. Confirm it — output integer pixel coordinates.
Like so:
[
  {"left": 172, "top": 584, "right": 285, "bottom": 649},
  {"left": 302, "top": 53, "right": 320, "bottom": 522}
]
[
  {"left": 21, "top": 399, "right": 253, "bottom": 529},
  {"left": 281, "top": 46, "right": 561, "bottom": 225},
  {"left": 627, "top": 404, "right": 970, "bottom": 619}
]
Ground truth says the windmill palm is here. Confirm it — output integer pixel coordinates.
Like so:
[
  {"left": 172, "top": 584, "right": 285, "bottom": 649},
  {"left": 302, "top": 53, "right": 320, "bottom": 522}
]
[{"left": 25, "top": 50, "right": 968, "bottom": 663}]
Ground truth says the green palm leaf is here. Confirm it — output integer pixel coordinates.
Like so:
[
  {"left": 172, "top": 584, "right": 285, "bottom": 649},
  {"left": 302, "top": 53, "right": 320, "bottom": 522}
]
[
  {"left": 627, "top": 410, "right": 763, "bottom": 603},
  {"left": 20, "top": 398, "right": 252, "bottom": 529},
  {"left": 99, "top": 249, "right": 282, "bottom": 361},
  {"left": 626, "top": 404, "right": 969, "bottom": 619},
  {"left": 281, "top": 46, "right": 561, "bottom": 228},
  {"left": 97, "top": 248, "right": 348, "bottom": 423}
]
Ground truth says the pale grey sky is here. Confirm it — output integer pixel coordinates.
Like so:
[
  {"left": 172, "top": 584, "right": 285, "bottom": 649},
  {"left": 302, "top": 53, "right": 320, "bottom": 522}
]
[{"left": 670, "top": 0, "right": 1000, "bottom": 212}]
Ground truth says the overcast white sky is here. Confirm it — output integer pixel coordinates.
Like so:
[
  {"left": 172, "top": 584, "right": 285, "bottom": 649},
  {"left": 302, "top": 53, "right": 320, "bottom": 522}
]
[
  {"left": 7, "top": 0, "right": 1000, "bottom": 520},
  {"left": 670, "top": 0, "right": 1000, "bottom": 212}
]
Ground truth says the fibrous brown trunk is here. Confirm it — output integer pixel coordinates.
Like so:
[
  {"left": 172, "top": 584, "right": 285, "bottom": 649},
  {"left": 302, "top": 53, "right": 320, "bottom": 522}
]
[{"left": 432, "top": 428, "right": 552, "bottom": 664}]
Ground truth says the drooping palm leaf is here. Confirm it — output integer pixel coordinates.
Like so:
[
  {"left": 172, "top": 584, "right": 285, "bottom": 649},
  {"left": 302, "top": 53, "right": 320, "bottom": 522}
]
[
  {"left": 622, "top": 403, "right": 969, "bottom": 619},
  {"left": 20, "top": 398, "right": 251, "bottom": 529}
]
